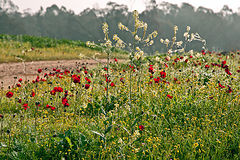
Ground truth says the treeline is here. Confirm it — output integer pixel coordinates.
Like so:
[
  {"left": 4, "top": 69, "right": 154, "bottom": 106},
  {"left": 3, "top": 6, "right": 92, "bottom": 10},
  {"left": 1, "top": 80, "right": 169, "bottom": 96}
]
[{"left": 1, "top": 0, "right": 240, "bottom": 53}]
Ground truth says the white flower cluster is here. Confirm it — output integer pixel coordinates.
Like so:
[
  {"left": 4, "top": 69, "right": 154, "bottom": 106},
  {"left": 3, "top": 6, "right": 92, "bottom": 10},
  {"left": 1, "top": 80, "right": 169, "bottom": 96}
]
[
  {"left": 134, "top": 47, "right": 144, "bottom": 60},
  {"left": 113, "top": 34, "right": 125, "bottom": 48},
  {"left": 118, "top": 22, "right": 129, "bottom": 31}
]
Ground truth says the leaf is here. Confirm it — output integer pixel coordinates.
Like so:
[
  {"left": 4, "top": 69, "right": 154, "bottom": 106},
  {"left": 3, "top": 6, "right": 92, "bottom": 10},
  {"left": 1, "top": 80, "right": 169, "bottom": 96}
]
[
  {"left": 65, "top": 137, "right": 73, "bottom": 149},
  {"left": 91, "top": 130, "right": 105, "bottom": 139}
]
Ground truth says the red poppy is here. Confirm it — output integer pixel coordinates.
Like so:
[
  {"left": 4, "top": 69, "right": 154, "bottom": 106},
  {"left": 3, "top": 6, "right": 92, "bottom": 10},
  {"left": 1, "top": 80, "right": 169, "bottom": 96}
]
[
  {"left": 23, "top": 103, "right": 29, "bottom": 110},
  {"left": 84, "top": 70, "right": 88, "bottom": 74},
  {"left": 73, "top": 76, "right": 80, "bottom": 83},
  {"left": 222, "top": 60, "right": 226, "bottom": 65},
  {"left": 46, "top": 104, "right": 51, "bottom": 108},
  {"left": 160, "top": 71, "right": 166, "bottom": 79},
  {"left": 50, "top": 90, "right": 56, "bottom": 95},
  {"left": 38, "top": 69, "right": 42, "bottom": 73},
  {"left": 114, "top": 58, "right": 118, "bottom": 62},
  {"left": 64, "top": 103, "right": 70, "bottom": 107},
  {"left": 227, "top": 86, "right": 233, "bottom": 93},
  {"left": 18, "top": 99, "right": 22, "bottom": 103},
  {"left": 0, "top": 114, "right": 3, "bottom": 118},
  {"left": 18, "top": 78, "right": 23, "bottom": 83},
  {"left": 205, "top": 65, "right": 210, "bottom": 69},
  {"left": 218, "top": 82, "right": 225, "bottom": 88},
  {"left": 189, "top": 55, "right": 193, "bottom": 58},
  {"left": 149, "top": 66, "right": 154, "bottom": 74},
  {"left": 120, "top": 78, "right": 124, "bottom": 83},
  {"left": 225, "top": 68, "right": 232, "bottom": 75},
  {"left": 167, "top": 94, "right": 173, "bottom": 99},
  {"left": 62, "top": 97, "right": 68, "bottom": 105},
  {"left": 139, "top": 125, "right": 144, "bottom": 131},
  {"left": 51, "top": 106, "right": 56, "bottom": 111},
  {"left": 110, "top": 82, "right": 115, "bottom": 87},
  {"left": 6, "top": 92, "right": 13, "bottom": 98},
  {"left": 17, "top": 84, "right": 21, "bottom": 87},
  {"left": 85, "top": 84, "right": 90, "bottom": 89},
  {"left": 85, "top": 77, "right": 91, "bottom": 83},
  {"left": 185, "top": 59, "right": 189, "bottom": 63},
  {"left": 31, "top": 91, "right": 35, "bottom": 97}
]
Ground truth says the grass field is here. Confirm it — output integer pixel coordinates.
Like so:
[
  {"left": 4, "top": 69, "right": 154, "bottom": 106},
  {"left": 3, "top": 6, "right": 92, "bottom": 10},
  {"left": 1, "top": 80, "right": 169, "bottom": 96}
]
[
  {"left": 0, "top": 34, "right": 127, "bottom": 63},
  {"left": 0, "top": 49, "right": 239, "bottom": 159}
]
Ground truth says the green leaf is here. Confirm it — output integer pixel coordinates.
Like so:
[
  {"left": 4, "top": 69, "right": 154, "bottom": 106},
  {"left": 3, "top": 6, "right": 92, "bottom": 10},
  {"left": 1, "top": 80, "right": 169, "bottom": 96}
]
[{"left": 65, "top": 137, "right": 73, "bottom": 149}]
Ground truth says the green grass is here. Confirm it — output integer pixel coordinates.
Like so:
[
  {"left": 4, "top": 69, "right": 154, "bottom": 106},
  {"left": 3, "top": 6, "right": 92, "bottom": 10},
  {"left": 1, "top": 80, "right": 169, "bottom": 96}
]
[
  {"left": 0, "top": 34, "right": 128, "bottom": 63},
  {"left": 0, "top": 51, "right": 239, "bottom": 159}
]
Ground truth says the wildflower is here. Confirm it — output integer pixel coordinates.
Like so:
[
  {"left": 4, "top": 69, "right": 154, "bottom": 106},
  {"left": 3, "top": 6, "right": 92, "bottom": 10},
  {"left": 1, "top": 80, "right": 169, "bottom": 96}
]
[
  {"left": 31, "top": 91, "right": 35, "bottom": 97},
  {"left": 218, "top": 82, "right": 225, "bottom": 88},
  {"left": 114, "top": 58, "right": 118, "bottom": 62},
  {"left": 6, "top": 91, "right": 13, "bottom": 98},
  {"left": 110, "top": 82, "right": 115, "bottom": 87},
  {"left": 85, "top": 84, "right": 90, "bottom": 89},
  {"left": 17, "top": 84, "right": 21, "bottom": 87},
  {"left": 205, "top": 65, "right": 210, "bottom": 69},
  {"left": 160, "top": 71, "right": 166, "bottom": 79},
  {"left": 50, "top": 90, "right": 56, "bottom": 95},
  {"left": 193, "top": 143, "right": 199, "bottom": 148},
  {"left": 139, "top": 125, "right": 144, "bottom": 131},
  {"left": 46, "top": 104, "right": 51, "bottom": 108},
  {"left": 73, "top": 76, "right": 80, "bottom": 83},
  {"left": 18, "top": 78, "right": 23, "bottom": 83},
  {"left": 23, "top": 103, "right": 29, "bottom": 110},
  {"left": 38, "top": 69, "right": 42, "bottom": 73},
  {"left": 167, "top": 94, "right": 173, "bottom": 99},
  {"left": 227, "top": 86, "right": 233, "bottom": 93},
  {"left": 51, "top": 106, "right": 56, "bottom": 111}
]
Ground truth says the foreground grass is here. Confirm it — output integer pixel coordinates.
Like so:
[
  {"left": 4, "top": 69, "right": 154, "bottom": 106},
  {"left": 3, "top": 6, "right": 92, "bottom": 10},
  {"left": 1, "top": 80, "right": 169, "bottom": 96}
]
[{"left": 0, "top": 51, "right": 239, "bottom": 159}]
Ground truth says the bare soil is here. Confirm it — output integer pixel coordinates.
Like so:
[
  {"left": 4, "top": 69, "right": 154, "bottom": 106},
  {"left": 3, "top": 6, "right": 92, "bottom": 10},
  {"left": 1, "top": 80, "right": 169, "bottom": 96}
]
[{"left": 0, "top": 59, "right": 123, "bottom": 90}]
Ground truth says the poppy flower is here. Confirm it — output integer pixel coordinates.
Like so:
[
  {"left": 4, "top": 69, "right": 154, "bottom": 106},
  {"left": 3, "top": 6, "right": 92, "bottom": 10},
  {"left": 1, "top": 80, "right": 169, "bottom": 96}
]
[
  {"left": 51, "top": 106, "right": 56, "bottom": 111},
  {"left": 0, "top": 114, "right": 3, "bottom": 118},
  {"left": 62, "top": 97, "right": 68, "bottom": 105},
  {"left": 17, "top": 84, "right": 21, "bottom": 87},
  {"left": 222, "top": 60, "right": 226, "bottom": 65},
  {"left": 23, "top": 103, "right": 29, "bottom": 110},
  {"left": 227, "top": 86, "right": 233, "bottom": 93},
  {"left": 205, "top": 65, "right": 210, "bottom": 69},
  {"left": 73, "top": 76, "right": 80, "bottom": 83},
  {"left": 114, "top": 58, "right": 118, "bottom": 62},
  {"left": 84, "top": 70, "right": 88, "bottom": 74},
  {"left": 139, "top": 125, "right": 144, "bottom": 131},
  {"left": 225, "top": 68, "right": 232, "bottom": 75},
  {"left": 18, "top": 99, "right": 22, "bottom": 103},
  {"left": 6, "top": 91, "right": 13, "bottom": 98},
  {"left": 160, "top": 71, "right": 166, "bottom": 79},
  {"left": 110, "top": 82, "right": 115, "bottom": 87},
  {"left": 218, "top": 82, "right": 225, "bottom": 88},
  {"left": 50, "top": 90, "right": 56, "bottom": 95},
  {"left": 85, "top": 84, "right": 90, "bottom": 89},
  {"left": 46, "top": 104, "right": 51, "bottom": 108},
  {"left": 31, "top": 91, "right": 35, "bottom": 97},
  {"left": 18, "top": 78, "right": 23, "bottom": 83},
  {"left": 167, "top": 94, "right": 173, "bottom": 99},
  {"left": 120, "top": 78, "right": 124, "bottom": 83},
  {"left": 37, "top": 69, "right": 42, "bottom": 73}
]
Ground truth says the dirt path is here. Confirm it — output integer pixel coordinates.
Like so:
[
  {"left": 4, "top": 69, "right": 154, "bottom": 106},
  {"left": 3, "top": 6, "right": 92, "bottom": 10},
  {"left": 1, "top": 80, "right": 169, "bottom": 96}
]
[{"left": 0, "top": 59, "right": 124, "bottom": 90}]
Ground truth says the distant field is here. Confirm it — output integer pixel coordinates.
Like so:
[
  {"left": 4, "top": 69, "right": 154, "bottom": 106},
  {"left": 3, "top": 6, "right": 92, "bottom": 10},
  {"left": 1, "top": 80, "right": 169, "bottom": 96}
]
[{"left": 0, "top": 34, "right": 128, "bottom": 63}]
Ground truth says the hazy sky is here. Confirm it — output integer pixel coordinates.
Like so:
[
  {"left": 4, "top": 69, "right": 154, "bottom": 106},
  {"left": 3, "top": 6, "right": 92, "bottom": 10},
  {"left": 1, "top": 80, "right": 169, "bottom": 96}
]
[{"left": 11, "top": 0, "right": 240, "bottom": 14}]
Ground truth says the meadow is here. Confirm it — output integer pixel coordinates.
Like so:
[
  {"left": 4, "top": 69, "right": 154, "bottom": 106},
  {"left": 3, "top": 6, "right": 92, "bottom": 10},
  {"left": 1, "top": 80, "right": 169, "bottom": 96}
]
[{"left": 0, "top": 11, "right": 240, "bottom": 160}]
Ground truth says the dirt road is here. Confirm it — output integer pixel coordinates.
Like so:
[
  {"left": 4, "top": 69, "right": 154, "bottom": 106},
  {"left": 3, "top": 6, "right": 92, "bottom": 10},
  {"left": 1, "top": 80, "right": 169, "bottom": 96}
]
[{"left": 0, "top": 59, "right": 123, "bottom": 90}]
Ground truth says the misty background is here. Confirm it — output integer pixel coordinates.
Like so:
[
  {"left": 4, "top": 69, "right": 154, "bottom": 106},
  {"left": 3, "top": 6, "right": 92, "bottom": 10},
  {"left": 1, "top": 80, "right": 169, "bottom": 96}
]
[{"left": 1, "top": 0, "right": 240, "bottom": 53}]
